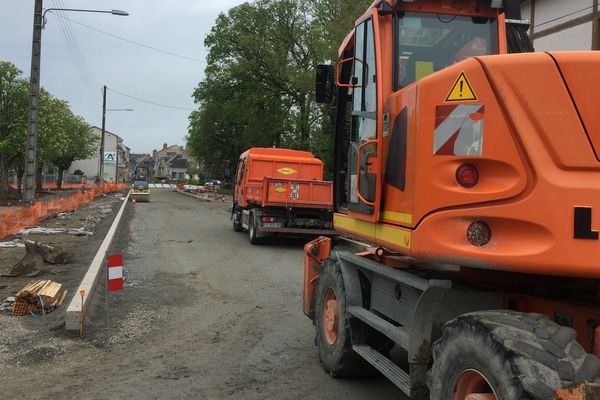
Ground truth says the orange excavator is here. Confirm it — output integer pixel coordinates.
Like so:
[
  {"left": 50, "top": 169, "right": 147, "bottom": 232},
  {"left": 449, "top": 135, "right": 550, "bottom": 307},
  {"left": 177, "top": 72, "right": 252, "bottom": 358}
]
[{"left": 304, "top": 0, "right": 600, "bottom": 398}]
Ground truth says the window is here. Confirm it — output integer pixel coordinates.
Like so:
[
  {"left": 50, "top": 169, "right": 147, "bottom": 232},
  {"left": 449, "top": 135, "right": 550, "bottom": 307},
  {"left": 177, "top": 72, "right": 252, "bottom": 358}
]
[
  {"left": 352, "top": 19, "right": 378, "bottom": 143},
  {"left": 236, "top": 159, "right": 245, "bottom": 183},
  {"left": 395, "top": 13, "right": 498, "bottom": 89}
]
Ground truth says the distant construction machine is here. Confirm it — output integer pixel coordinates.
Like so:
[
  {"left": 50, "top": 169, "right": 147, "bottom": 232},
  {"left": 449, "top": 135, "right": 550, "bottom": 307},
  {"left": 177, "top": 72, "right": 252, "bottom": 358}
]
[{"left": 132, "top": 166, "right": 150, "bottom": 203}]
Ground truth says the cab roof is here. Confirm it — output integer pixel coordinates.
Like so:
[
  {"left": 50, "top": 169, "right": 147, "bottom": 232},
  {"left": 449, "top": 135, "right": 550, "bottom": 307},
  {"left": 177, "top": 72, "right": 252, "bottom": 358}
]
[{"left": 242, "top": 148, "right": 319, "bottom": 162}]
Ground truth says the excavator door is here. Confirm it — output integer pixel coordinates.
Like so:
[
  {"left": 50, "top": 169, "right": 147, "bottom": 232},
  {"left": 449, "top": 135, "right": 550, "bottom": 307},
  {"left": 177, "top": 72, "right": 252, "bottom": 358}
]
[{"left": 345, "top": 15, "right": 381, "bottom": 222}]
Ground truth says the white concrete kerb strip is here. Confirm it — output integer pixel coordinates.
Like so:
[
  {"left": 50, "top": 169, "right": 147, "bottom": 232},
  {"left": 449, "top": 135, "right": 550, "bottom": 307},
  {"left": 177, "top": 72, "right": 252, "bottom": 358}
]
[
  {"left": 65, "top": 190, "right": 131, "bottom": 331},
  {"left": 176, "top": 190, "right": 213, "bottom": 202}
]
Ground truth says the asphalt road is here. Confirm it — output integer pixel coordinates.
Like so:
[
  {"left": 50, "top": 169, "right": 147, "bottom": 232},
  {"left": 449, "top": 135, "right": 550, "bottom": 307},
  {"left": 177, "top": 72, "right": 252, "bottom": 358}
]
[{"left": 2, "top": 189, "right": 403, "bottom": 400}]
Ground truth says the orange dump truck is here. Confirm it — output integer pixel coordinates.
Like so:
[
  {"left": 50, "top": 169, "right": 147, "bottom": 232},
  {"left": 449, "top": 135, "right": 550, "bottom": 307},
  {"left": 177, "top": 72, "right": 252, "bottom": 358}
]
[
  {"left": 302, "top": 0, "right": 600, "bottom": 399},
  {"left": 232, "top": 148, "right": 336, "bottom": 244}
]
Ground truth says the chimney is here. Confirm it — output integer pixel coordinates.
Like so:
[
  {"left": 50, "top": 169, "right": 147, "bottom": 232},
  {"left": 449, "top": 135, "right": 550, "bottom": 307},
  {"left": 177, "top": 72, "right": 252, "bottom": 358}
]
[{"left": 163, "top": 143, "right": 168, "bottom": 150}]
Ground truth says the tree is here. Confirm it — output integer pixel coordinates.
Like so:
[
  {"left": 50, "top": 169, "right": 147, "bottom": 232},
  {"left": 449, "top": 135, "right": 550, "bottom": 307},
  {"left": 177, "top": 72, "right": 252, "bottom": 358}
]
[
  {"left": 187, "top": 0, "right": 372, "bottom": 178},
  {"left": 0, "top": 61, "right": 28, "bottom": 196},
  {"left": 0, "top": 59, "right": 98, "bottom": 195},
  {"left": 51, "top": 116, "right": 96, "bottom": 189}
]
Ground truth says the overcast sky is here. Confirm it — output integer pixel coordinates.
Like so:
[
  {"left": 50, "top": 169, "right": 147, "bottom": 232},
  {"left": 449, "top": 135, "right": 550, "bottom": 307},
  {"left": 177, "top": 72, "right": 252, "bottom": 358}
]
[{"left": 1, "top": 0, "right": 247, "bottom": 154}]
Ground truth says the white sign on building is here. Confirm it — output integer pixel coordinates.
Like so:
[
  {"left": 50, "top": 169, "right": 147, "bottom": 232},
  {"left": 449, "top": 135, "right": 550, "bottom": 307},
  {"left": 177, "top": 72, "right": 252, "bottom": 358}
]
[{"left": 104, "top": 152, "right": 117, "bottom": 165}]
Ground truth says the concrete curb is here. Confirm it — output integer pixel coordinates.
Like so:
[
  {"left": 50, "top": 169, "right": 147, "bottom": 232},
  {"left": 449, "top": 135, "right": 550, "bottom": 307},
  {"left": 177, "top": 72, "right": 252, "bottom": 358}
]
[
  {"left": 175, "top": 190, "right": 214, "bottom": 202},
  {"left": 64, "top": 190, "right": 131, "bottom": 331}
]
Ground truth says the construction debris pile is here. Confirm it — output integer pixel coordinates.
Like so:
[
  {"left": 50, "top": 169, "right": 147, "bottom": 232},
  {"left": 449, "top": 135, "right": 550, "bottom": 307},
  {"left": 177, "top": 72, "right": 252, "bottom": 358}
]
[
  {"left": 2, "top": 241, "right": 74, "bottom": 278},
  {"left": 11, "top": 280, "right": 67, "bottom": 317}
]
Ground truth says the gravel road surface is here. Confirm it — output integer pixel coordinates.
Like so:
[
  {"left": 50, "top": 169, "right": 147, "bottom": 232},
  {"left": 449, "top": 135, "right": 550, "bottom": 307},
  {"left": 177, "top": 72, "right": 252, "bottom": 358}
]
[{"left": 1, "top": 189, "right": 404, "bottom": 400}]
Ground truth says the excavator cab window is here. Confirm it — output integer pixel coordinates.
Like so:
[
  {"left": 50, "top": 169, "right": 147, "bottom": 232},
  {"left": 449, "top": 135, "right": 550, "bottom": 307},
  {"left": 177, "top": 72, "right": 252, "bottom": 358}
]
[
  {"left": 395, "top": 12, "right": 498, "bottom": 89},
  {"left": 344, "top": 18, "right": 378, "bottom": 213}
]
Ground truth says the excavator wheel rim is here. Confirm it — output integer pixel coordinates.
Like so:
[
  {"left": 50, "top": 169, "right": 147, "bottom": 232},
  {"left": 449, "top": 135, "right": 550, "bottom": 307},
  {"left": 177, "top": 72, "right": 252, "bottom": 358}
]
[
  {"left": 453, "top": 369, "right": 497, "bottom": 400},
  {"left": 323, "top": 287, "right": 339, "bottom": 346}
]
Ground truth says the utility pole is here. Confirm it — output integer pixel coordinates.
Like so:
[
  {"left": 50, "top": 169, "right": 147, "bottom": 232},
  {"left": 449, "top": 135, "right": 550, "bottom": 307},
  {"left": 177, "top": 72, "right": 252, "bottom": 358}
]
[
  {"left": 23, "top": 0, "right": 43, "bottom": 204},
  {"left": 99, "top": 85, "right": 107, "bottom": 182},
  {"left": 116, "top": 147, "right": 119, "bottom": 183}
]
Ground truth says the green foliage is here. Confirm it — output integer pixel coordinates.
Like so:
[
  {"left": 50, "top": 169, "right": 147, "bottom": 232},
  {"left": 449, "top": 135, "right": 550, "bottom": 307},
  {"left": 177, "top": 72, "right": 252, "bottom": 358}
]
[
  {"left": 0, "top": 60, "right": 97, "bottom": 193},
  {"left": 0, "top": 61, "right": 28, "bottom": 193},
  {"left": 187, "top": 0, "right": 370, "bottom": 178}
]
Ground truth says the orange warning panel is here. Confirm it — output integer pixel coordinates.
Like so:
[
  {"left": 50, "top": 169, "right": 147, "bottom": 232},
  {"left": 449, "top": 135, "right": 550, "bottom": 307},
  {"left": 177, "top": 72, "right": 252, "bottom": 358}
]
[{"left": 0, "top": 183, "right": 128, "bottom": 240}]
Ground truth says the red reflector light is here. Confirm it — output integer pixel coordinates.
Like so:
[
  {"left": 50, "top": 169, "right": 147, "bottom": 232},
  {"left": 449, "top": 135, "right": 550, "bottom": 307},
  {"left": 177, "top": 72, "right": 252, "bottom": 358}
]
[
  {"left": 262, "top": 217, "right": 277, "bottom": 223},
  {"left": 456, "top": 164, "right": 479, "bottom": 188},
  {"left": 467, "top": 221, "right": 491, "bottom": 247}
]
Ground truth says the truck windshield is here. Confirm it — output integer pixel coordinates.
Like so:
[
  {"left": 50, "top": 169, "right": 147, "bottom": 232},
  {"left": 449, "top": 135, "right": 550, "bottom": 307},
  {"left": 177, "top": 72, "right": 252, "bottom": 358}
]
[{"left": 395, "top": 12, "right": 498, "bottom": 88}]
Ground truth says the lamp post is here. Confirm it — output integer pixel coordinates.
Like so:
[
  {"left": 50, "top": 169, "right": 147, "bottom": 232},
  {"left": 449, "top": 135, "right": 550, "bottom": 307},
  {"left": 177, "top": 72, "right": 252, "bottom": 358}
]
[
  {"left": 22, "top": 1, "right": 128, "bottom": 204},
  {"left": 98, "top": 85, "right": 133, "bottom": 183}
]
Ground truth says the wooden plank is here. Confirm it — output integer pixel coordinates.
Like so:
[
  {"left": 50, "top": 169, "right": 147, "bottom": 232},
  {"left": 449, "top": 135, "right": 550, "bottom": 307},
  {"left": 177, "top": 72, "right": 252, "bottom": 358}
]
[
  {"left": 57, "top": 290, "right": 68, "bottom": 307},
  {"left": 38, "top": 282, "right": 62, "bottom": 299}
]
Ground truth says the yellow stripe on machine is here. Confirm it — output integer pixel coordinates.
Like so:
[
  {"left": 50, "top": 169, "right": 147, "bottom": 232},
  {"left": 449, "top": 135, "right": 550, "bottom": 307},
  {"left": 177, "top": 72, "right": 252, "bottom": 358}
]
[
  {"left": 334, "top": 214, "right": 412, "bottom": 250},
  {"left": 381, "top": 211, "right": 413, "bottom": 225},
  {"left": 334, "top": 214, "right": 375, "bottom": 239}
]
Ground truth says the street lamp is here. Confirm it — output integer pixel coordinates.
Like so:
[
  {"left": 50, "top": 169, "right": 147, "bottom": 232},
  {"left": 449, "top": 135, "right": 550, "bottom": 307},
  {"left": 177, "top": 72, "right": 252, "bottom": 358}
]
[
  {"left": 22, "top": 1, "right": 129, "bottom": 204},
  {"left": 98, "top": 91, "right": 133, "bottom": 183},
  {"left": 42, "top": 8, "right": 129, "bottom": 27}
]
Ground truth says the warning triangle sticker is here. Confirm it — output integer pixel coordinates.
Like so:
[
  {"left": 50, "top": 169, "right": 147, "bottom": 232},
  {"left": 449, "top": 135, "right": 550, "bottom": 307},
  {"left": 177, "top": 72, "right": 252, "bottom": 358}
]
[{"left": 445, "top": 72, "right": 478, "bottom": 102}]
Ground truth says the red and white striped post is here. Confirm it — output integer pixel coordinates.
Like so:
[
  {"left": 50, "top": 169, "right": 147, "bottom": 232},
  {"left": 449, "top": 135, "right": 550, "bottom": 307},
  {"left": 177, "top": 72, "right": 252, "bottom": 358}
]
[
  {"left": 108, "top": 254, "right": 124, "bottom": 292},
  {"left": 106, "top": 254, "right": 124, "bottom": 347}
]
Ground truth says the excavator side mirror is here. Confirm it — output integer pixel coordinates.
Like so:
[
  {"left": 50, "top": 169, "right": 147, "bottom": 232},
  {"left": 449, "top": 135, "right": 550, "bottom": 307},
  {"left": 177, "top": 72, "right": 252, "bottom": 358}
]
[
  {"left": 316, "top": 64, "right": 334, "bottom": 104},
  {"left": 377, "top": 1, "right": 394, "bottom": 16}
]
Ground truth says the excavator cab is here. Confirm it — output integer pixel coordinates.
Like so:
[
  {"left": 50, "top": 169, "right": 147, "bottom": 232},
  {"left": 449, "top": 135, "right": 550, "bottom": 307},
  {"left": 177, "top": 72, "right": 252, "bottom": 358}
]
[{"left": 317, "top": 0, "right": 506, "bottom": 227}]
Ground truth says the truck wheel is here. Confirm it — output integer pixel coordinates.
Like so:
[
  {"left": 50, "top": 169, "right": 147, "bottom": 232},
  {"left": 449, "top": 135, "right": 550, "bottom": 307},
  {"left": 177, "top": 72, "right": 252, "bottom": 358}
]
[
  {"left": 428, "top": 311, "right": 600, "bottom": 400},
  {"left": 314, "top": 259, "right": 367, "bottom": 377},
  {"left": 248, "top": 214, "right": 261, "bottom": 245},
  {"left": 232, "top": 209, "right": 242, "bottom": 232}
]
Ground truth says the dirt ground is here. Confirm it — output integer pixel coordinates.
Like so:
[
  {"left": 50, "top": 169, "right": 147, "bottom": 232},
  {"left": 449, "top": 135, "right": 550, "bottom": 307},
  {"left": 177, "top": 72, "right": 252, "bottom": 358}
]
[
  {"left": 0, "top": 189, "right": 404, "bottom": 400},
  {"left": 0, "top": 192, "right": 127, "bottom": 365}
]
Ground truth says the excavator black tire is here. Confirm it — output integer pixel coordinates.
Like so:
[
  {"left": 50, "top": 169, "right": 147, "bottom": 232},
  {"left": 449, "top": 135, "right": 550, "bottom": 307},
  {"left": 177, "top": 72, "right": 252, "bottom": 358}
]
[
  {"left": 314, "top": 259, "right": 371, "bottom": 378},
  {"left": 428, "top": 311, "right": 600, "bottom": 400}
]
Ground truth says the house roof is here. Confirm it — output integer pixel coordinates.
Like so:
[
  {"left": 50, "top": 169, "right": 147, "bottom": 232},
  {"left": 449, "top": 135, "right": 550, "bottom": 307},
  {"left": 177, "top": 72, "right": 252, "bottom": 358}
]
[
  {"left": 170, "top": 157, "right": 188, "bottom": 169},
  {"left": 91, "top": 126, "right": 123, "bottom": 141}
]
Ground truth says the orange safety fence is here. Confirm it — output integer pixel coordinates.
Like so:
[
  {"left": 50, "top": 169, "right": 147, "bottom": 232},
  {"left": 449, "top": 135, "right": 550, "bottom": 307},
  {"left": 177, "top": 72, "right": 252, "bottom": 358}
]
[
  {"left": 0, "top": 183, "right": 128, "bottom": 241},
  {"left": 9, "top": 182, "right": 108, "bottom": 190}
]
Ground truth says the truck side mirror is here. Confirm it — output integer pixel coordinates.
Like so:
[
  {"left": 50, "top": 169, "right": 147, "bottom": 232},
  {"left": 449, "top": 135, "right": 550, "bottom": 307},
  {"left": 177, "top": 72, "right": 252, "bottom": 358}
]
[{"left": 316, "top": 64, "right": 334, "bottom": 104}]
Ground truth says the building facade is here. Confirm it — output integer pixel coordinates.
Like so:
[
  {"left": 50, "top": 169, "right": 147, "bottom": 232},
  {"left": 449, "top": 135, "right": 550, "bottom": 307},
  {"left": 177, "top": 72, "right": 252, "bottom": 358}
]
[
  {"left": 522, "top": 0, "right": 600, "bottom": 51},
  {"left": 69, "top": 126, "right": 130, "bottom": 182}
]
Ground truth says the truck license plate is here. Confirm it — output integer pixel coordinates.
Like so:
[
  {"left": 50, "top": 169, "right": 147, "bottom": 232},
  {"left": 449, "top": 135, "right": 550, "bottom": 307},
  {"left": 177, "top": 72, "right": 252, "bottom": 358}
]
[{"left": 263, "top": 223, "right": 283, "bottom": 228}]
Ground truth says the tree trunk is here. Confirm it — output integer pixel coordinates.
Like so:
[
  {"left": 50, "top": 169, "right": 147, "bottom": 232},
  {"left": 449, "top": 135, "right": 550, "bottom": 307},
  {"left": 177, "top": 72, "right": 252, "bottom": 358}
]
[
  {"left": 0, "top": 154, "right": 9, "bottom": 196},
  {"left": 56, "top": 168, "right": 64, "bottom": 190},
  {"left": 15, "top": 163, "right": 24, "bottom": 196},
  {"left": 36, "top": 165, "right": 43, "bottom": 193},
  {"left": 274, "top": 132, "right": 281, "bottom": 148},
  {"left": 299, "top": 98, "right": 310, "bottom": 145}
]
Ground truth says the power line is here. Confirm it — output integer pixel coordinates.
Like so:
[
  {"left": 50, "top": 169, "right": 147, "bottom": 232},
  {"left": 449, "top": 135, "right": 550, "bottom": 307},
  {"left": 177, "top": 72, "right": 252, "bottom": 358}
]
[
  {"left": 50, "top": 8, "right": 98, "bottom": 95},
  {"left": 535, "top": 4, "right": 596, "bottom": 28},
  {"left": 107, "top": 87, "right": 196, "bottom": 111},
  {"left": 48, "top": 5, "right": 101, "bottom": 98},
  {"left": 56, "top": 0, "right": 102, "bottom": 89},
  {"left": 52, "top": 12, "right": 206, "bottom": 64},
  {"left": 50, "top": 3, "right": 100, "bottom": 94}
]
